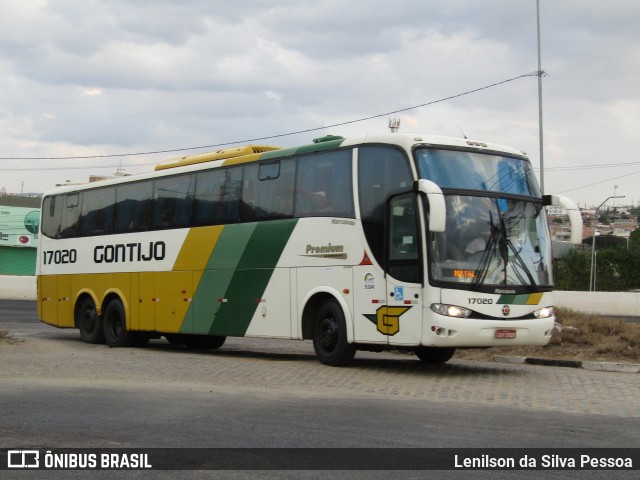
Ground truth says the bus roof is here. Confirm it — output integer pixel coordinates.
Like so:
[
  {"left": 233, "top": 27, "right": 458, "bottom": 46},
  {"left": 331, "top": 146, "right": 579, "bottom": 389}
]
[{"left": 41, "top": 132, "right": 528, "bottom": 197}]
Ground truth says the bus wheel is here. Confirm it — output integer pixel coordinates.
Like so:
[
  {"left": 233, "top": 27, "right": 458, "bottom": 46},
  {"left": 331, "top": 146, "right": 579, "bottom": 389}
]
[
  {"left": 312, "top": 299, "right": 356, "bottom": 367},
  {"left": 77, "top": 297, "right": 104, "bottom": 344},
  {"left": 415, "top": 346, "right": 456, "bottom": 364},
  {"left": 184, "top": 334, "right": 226, "bottom": 350},
  {"left": 103, "top": 299, "right": 136, "bottom": 348}
]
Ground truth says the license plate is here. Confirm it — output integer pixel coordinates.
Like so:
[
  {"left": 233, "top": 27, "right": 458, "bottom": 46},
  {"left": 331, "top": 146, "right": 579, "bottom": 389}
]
[{"left": 495, "top": 329, "right": 517, "bottom": 339}]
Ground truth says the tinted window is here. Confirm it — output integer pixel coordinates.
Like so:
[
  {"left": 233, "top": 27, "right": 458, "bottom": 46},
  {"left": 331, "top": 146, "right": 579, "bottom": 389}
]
[
  {"left": 153, "top": 174, "right": 195, "bottom": 229},
  {"left": 388, "top": 193, "right": 421, "bottom": 283},
  {"left": 115, "top": 181, "right": 154, "bottom": 232},
  {"left": 193, "top": 166, "right": 242, "bottom": 225},
  {"left": 295, "top": 150, "right": 354, "bottom": 218},
  {"left": 242, "top": 159, "right": 295, "bottom": 221},
  {"left": 358, "top": 146, "right": 413, "bottom": 266},
  {"left": 42, "top": 196, "right": 63, "bottom": 238},
  {"left": 80, "top": 188, "right": 115, "bottom": 236},
  {"left": 60, "top": 193, "right": 81, "bottom": 238}
]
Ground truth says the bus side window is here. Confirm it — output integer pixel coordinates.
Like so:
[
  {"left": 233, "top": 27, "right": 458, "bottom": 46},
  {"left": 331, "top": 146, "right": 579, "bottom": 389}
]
[
  {"left": 152, "top": 174, "right": 195, "bottom": 229},
  {"left": 242, "top": 160, "right": 295, "bottom": 221},
  {"left": 194, "top": 166, "right": 242, "bottom": 225},
  {"left": 42, "top": 195, "right": 63, "bottom": 238},
  {"left": 80, "top": 187, "right": 115, "bottom": 236},
  {"left": 60, "top": 193, "right": 81, "bottom": 238},
  {"left": 294, "top": 150, "right": 354, "bottom": 218},
  {"left": 115, "top": 181, "right": 153, "bottom": 232}
]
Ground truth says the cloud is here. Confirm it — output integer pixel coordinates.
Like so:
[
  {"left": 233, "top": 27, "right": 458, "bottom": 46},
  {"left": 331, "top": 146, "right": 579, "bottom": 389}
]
[{"left": 0, "top": 0, "right": 637, "bottom": 206}]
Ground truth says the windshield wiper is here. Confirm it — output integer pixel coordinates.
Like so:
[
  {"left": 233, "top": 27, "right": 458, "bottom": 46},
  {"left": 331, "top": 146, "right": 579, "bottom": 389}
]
[
  {"left": 472, "top": 211, "right": 500, "bottom": 289},
  {"left": 473, "top": 206, "right": 538, "bottom": 289}
]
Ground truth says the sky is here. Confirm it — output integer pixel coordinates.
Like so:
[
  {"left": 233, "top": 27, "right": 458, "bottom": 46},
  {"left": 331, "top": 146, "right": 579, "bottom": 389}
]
[{"left": 0, "top": 0, "right": 638, "bottom": 208}]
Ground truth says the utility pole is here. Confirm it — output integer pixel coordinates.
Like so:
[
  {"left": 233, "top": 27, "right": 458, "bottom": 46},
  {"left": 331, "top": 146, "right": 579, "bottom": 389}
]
[{"left": 536, "top": 0, "right": 545, "bottom": 194}]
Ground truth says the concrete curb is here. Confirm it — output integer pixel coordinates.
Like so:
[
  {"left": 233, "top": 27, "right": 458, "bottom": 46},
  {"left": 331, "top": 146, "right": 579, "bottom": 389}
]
[{"left": 493, "top": 355, "right": 640, "bottom": 374}]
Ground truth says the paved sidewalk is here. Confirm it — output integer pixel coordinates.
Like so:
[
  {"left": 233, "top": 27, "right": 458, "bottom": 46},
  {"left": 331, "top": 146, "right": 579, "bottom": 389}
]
[{"left": 2, "top": 324, "right": 639, "bottom": 419}]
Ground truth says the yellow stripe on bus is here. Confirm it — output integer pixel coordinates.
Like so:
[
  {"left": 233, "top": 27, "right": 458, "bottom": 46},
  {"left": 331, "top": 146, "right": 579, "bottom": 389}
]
[
  {"left": 173, "top": 225, "right": 224, "bottom": 272},
  {"left": 526, "top": 292, "right": 544, "bottom": 305}
]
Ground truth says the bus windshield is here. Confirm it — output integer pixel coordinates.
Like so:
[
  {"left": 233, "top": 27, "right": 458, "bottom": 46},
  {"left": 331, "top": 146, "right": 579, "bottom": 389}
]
[
  {"left": 416, "top": 149, "right": 552, "bottom": 290},
  {"left": 416, "top": 148, "right": 541, "bottom": 196}
]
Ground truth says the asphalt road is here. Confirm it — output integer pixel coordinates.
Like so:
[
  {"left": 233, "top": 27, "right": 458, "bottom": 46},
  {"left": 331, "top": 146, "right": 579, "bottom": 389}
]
[{"left": 1, "top": 300, "right": 639, "bottom": 479}]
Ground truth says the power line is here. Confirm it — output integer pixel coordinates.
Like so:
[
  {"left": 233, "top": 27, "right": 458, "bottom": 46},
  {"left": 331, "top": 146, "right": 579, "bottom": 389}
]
[
  {"left": 544, "top": 161, "right": 640, "bottom": 172},
  {"left": 0, "top": 72, "right": 539, "bottom": 162},
  {"left": 554, "top": 169, "right": 640, "bottom": 194},
  {"left": 0, "top": 163, "right": 156, "bottom": 172}
]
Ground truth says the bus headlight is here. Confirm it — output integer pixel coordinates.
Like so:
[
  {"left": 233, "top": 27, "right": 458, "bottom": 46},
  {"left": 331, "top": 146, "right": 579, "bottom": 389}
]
[
  {"left": 431, "top": 303, "right": 472, "bottom": 318},
  {"left": 534, "top": 306, "right": 554, "bottom": 319}
]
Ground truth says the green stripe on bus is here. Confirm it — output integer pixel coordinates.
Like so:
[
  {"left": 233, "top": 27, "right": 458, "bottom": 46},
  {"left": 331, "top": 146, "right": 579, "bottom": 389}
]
[
  {"left": 210, "top": 219, "right": 298, "bottom": 336},
  {"left": 186, "top": 223, "right": 257, "bottom": 334},
  {"left": 496, "top": 293, "right": 542, "bottom": 305},
  {"left": 184, "top": 219, "right": 298, "bottom": 336},
  {"left": 259, "top": 138, "right": 346, "bottom": 161}
]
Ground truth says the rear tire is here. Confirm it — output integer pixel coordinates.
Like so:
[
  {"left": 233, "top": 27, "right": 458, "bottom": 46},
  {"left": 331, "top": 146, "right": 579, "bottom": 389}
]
[
  {"left": 76, "top": 296, "right": 104, "bottom": 344},
  {"left": 103, "top": 299, "right": 136, "bottom": 348},
  {"left": 415, "top": 346, "right": 456, "bottom": 364},
  {"left": 312, "top": 299, "right": 356, "bottom": 367}
]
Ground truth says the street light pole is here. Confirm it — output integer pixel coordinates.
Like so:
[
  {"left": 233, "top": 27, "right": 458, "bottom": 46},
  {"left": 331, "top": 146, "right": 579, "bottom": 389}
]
[
  {"left": 589, "top": 195, "right": 625, "bottom": 291},
  {"left": 536, "top": 0, "right": 545, "bottom": 194}
]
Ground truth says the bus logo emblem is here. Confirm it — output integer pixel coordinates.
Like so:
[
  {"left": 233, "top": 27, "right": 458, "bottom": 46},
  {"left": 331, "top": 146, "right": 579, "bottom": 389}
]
[
  {"left": 502, "top": 305, "right": 511, "bottom": 316},
  {"left": 364, "top": 306, "right": 411, "bottom": 336}
]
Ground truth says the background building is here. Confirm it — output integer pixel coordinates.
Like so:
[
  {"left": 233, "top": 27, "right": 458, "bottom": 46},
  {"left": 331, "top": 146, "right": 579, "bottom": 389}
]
[{"left": 0, "top": 196, "right": 41, "bottom": 275}]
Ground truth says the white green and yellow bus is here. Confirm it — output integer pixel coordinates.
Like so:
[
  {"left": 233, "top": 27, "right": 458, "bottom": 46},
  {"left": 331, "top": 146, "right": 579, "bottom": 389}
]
[{"left": 37, "top": 133, "right": 582, "bottom": 366}]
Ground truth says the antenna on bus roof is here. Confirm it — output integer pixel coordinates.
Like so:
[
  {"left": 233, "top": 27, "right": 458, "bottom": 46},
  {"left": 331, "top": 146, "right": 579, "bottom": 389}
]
[
  {"left": 388, "top": 118, "right": 401, "bottom": 133},
  {"left": 458, "top": 126, "right": 468, "bottom": 139},
  {"left": 114, "top": 160, "right": 127, "bottom": 177}
]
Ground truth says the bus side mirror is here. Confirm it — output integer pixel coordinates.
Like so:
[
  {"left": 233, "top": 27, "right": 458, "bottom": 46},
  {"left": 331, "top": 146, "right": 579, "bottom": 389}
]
[
  {"left": 544, "top": 194, "right": 583, "bottom": 244},
  {"left": 416, "top": 179, "right": 446, "bottom": 233}
]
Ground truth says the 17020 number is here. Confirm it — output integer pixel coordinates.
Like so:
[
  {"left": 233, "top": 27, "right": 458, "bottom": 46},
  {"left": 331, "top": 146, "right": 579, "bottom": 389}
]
[
  {"left": 468, "top": 298, "right": 493, "bottom": 304},
  {"left": 42, "top": 249, "right": 77, "bottom": 265}
]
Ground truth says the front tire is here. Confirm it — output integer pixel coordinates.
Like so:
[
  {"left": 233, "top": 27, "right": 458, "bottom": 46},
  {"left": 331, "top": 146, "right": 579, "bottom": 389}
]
[
  {"left": 103, "top": 299, "right": 136, "bottom": 348},
  {"left": 415, "top": 346, "right": 456, "bottom": 364},
  {"left": 76, "top": 296, "right": 104, "bottom": 344},
  {"left": 312, "top": 299, "right": 356, "bottom": 367}
]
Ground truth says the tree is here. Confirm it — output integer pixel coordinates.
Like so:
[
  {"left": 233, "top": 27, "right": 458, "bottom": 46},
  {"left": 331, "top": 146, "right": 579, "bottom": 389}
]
[
  {"left": 553, "top": 233, "right": 640, "bottom": 291},
  {"left": 553, "top": 250, "right": 590, "bottom": 291}
]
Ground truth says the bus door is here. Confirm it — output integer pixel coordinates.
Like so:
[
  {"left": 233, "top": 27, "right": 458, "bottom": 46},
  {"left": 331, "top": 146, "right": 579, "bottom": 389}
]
[{"left": 385, "top": 193, "right": 424, "bottom": 345}]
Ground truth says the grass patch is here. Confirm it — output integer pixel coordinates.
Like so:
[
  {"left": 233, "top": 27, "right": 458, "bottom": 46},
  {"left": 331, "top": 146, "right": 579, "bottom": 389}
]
[
  {"left": 456, "top": 308, "right": 640, "bottom": 363},
  {"left": 552, "top": 308, "right": 640, "bottom": 359}
]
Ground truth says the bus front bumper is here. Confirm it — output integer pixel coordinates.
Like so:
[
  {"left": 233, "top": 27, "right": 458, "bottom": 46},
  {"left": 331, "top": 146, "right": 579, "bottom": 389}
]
[{"left": 422, "top": 313, "right": 555, "bottom": 348}]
